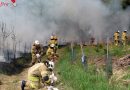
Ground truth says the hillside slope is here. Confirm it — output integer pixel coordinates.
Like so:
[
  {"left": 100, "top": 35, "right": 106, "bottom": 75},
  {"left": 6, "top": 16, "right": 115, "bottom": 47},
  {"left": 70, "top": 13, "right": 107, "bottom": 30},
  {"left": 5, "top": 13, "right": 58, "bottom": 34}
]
[{"left": 1, "top": 45, "right": 130, "bottom": 90}]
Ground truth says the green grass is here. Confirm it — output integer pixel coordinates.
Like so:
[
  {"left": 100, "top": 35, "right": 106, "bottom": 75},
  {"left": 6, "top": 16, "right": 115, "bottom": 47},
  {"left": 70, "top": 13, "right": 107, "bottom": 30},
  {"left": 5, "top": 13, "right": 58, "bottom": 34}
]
[
  {"left": 110, "top": 45, "right": 130, "bottom": 57},
  {"left": 56, "top": 45, "right": 130, "bottom": 90}
]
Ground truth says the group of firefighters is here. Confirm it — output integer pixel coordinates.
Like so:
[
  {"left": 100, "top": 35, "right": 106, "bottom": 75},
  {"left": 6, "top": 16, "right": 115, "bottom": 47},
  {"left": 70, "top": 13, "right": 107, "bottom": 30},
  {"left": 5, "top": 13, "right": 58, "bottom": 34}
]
[
  {"left": 46, "top": 35, "right": 59, "bottom": 62},
  {"left": 113, "top": 30, "right": 128, "bottom": 46},
  {"left": 20, "top": 30, "right": 128, "bottom": 89},
  {"left": 21, "top": 35, "right": 59, "bottom": 90}
]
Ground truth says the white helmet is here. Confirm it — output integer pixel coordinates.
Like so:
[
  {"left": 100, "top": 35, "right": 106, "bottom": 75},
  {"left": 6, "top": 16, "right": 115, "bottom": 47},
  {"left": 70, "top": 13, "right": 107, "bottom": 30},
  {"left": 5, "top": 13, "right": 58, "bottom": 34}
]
[
  {"left": 124, "top": 30, "right": 127, "bottom": 32},
  {"left": 48, "top": 61, "right": 55, "bottom": 70},
  {"left": 117, "top": 30, "right": 120, "bottom": 33},
  {"left": 34, "top": 40, "right": 40, "bottom": 45},
  {"left": 50, "top": 44, "right": 55, "bottom": 48}
]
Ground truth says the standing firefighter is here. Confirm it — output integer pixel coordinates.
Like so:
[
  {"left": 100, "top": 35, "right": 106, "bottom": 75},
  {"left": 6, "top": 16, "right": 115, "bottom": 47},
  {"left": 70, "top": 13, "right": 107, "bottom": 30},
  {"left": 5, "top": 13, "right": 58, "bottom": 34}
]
[
  {"left": 31, "top": 40, "right": 44, "bottom": 65},
  {"left": 48, "top": 35, "right": 58, "bottom": 53},
  {"left": 46, "top": 44, "right": 59, "bottom": 62},
  {"left": 113, "top": 31, "right": 120, "bottom": 46},
  {"left": 122, "top": 30, "right": 128, "bottom": 46},
  {"left": 49, "top": 36, "right": 55, "bottom": 46},
  {"left": 46, "top": 44, "right": 55, "bottom": 60},
  {"left": 21, "top": 61, "right": 57, "bottom": 90},
  {"left": 53, "top": 35, "right": 58, "bottom": 53}
]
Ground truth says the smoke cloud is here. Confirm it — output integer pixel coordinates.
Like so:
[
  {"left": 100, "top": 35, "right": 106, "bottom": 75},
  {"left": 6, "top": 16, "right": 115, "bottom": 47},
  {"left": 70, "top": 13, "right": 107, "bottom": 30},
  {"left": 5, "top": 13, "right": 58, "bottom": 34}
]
[{"left": 0, "top": 0, "right": 130, "bottom": 44}]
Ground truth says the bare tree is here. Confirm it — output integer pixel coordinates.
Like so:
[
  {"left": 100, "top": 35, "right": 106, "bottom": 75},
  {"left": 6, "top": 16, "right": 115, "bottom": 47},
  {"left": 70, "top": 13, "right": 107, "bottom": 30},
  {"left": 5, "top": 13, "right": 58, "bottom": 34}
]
[
  {"left": 0, "top": 35, "right": 2, "bottom": 54},
  {"left": 6, "top": 41, "right": 10, "bottom": 61},
  {"left": 11, "top": 29, "right": 17, "bottom": 60},
  {"left": 24, "top": 42, "right": 27, "bottom": 54},
  {"left": 0, "top": 22, "right": 11, "bottom": 54},
  {"left": 18, "top": 39, "right": 22, "bottom": 52}
]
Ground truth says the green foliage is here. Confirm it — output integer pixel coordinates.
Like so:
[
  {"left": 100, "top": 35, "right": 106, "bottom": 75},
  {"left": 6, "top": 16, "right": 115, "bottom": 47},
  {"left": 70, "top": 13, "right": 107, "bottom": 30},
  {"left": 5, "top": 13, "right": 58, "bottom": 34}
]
[
  {"left": 110, "top": 45, "right": 130, "bottom": 57},
  {"left": 56, "top": 46, "right": 130, "bottom": 90}
]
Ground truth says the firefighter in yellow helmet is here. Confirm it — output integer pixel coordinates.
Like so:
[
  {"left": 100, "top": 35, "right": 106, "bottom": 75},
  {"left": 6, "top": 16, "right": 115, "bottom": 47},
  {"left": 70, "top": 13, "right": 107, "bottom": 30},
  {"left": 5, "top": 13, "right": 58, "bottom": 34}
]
[
  {"left": 46, "top": 44, "right": 55, "bottom": 60},
  {"left": 113, "top": 31, "right": 120, "bottom": 46},
  {"left": 31, "top": 40, "right": 44, "bottom": 66},
  {"left": 48, "top": 35, "right": 58, "bottom": 53},
  {"left": 53, "top": 35, "right": 58, "bottom": 53},
  {"left": 53, "top": 35, "right": 58, "bottom": 46},
  {"left": 122, "top": 30, "right": 128, "bottom": 46},
  {"left": 21, "top": 61, "right": 57, "bottom": 90},
  {"left": 48, "top": 36, "right": 55, "bottom": 46}
]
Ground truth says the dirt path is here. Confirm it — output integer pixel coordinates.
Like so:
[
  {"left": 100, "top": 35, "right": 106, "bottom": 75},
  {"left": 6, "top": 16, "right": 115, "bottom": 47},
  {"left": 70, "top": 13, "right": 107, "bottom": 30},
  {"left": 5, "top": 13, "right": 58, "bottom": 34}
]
[
  {"left": 0, "top": 67, "right": 66, "bottom": 90},
  {"left": 0, "top": 68, "right": 28, "bottom": 90}
]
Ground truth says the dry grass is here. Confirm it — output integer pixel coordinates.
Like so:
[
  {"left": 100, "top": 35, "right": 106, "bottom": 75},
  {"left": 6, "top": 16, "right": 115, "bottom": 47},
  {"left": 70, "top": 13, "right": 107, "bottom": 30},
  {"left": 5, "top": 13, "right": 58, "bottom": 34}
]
[{"left": 109, "top": 69, "right": 128, "bottom": 85}]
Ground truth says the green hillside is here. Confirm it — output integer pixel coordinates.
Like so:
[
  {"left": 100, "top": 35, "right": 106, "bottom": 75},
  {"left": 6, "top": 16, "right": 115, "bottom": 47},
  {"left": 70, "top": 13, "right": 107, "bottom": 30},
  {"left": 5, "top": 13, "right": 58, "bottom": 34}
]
[{"left": 56, "top": 45, "right": 130, "bottom": 90}]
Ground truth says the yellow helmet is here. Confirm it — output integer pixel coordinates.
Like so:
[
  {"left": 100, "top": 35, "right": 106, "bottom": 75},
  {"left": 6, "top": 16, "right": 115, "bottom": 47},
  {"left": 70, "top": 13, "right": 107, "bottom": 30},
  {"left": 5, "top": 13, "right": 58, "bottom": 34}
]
[
  {"left": 50, "top": 44, "right": 55, "bottom": 48},
  {"left": 54, "top": 36, "right": 57, "bottom": 40},
  {"left": 50, "top": 36, "right": 54, "bottom": 40}
]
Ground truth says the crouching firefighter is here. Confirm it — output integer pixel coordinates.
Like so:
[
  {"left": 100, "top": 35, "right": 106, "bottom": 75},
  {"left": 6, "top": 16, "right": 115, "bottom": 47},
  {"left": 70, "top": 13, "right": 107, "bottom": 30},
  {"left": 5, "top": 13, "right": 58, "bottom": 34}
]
[
  {"left": 21, "top": 60, "right": 56, "bottom": 90},
  {"left": 31, "top": 40, "right": 44, "bottom": 66}
]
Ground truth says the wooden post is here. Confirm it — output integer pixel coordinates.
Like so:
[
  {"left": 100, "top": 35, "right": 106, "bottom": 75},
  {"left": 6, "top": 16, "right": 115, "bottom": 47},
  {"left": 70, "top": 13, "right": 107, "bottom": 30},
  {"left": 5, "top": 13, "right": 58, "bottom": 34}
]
[
  {"left": 106, "top": 37, "right": 113, "bottom": 79},
  {"left": 80, "top": 43, "right": 87, "bottom": 71}
]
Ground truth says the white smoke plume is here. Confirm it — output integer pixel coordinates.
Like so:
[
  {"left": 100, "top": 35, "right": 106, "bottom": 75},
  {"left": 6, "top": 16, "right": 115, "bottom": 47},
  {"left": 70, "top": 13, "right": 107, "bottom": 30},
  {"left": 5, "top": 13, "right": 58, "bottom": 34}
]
[{"left": 0, "top": 0, "right": 130, "bottom": 44}]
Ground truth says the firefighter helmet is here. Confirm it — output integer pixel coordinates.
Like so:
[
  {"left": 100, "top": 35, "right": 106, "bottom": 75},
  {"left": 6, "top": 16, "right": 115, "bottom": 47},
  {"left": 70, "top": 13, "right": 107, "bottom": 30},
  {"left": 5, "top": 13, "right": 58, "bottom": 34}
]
[
  {"left": 35, "top": 40, "right": 40, "bottom": 45},
  {"left": 117, "top": 30, "right": 120, "bottom": 33},
  {"left": 50, "top": 36, "right": 54, "bottom": 40},
  {"left": 124, "top": 30, "right": 127, "bottom": 32},
  {"left": 50, "top": 44, "right": 55, "bottom": 48},
  {"left": 54, "top": 36, "right": 57, "bottom": 40}
]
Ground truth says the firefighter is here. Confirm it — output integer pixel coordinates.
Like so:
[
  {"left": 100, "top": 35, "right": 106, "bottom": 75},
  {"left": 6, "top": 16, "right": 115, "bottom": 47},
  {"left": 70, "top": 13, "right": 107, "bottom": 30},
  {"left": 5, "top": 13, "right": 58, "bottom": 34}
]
[
  {"left": 48, "top": 36, "right": 55, "bottom": 47},
  {"left": 122, "top": 30, "right": 128, "bottom": 46},
  {"left": 48, "top": 35, "right": 58, "bottom": 53},
  {"left": 114, "top": 31, "right": 120, "bottom": 46},
  {"left": 21, "top": 61, "right": 57, "bottom": 90},
  {"left": 46, "top": 44, "right": 55, "bottom": 60},
  {"left": 31, "top": 40, "right": 44, "bottom": 66},
  {"left": 53, "top": 35, "right": 58, "bottom": 53},
  {"left": 53, "top": 35, "right": 58, "bottom": 47}
]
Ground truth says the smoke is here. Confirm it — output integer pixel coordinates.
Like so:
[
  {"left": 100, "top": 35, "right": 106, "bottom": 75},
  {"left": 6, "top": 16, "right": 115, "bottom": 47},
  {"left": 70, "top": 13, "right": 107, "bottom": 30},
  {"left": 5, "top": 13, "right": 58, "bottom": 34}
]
[
  {"left": 0, "top": 0, "right": 130, "bottom": 44},
  {"left": 27, "top": 0, "right": 110, "bottom": 42}
]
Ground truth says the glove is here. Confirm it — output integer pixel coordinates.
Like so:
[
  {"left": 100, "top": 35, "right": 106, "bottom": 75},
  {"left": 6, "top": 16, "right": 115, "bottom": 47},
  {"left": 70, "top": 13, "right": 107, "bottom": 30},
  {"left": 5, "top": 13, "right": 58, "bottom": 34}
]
[
  {"left": 36, "top": 54, "right": 40, "bottom": 58},
  {"left": 47, "top": 86, "right": 59, "bottom": 90},
  {"left": 53, "top": 88, "right": 59, "bottom": 90},
  {"left": 49, "top": 73, "right": 57, "bottom": 83}
]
